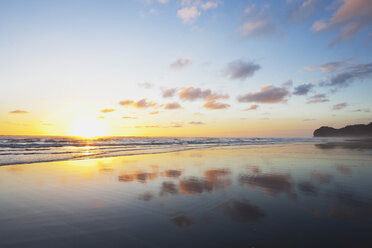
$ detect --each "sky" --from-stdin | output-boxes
[0,0,371,137]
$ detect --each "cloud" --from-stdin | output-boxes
[149,111,160,115]
[138,82,153,89]
[320,59,350,72]
[137,0,169,4]
[170,58,192,69]
[178,87,228,101]
[164,102,183,110]
[100,108,116,113]
[177,0,219,24]
[238,4,276,38]
[350,108,370,113]
[162,88,177,98]
[189,121,205,125]
[333,102,348,110]
[312,0,372,44]
[122,116,137,119]
[320,63,372,88]
[223,60,261,80]
[282,79,293,88]
[203,100,230,110]
[177,6,201,23]
[9,110,29,114]
[293,83,314,95]
[238,85,290,104]
[119,98,157,108]
[288,0,320,22]
[243,104,259,111]
[307,94,329,104]
[240,19,275,38]
[201,1,219,10]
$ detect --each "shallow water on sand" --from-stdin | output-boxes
[0,144,371,247]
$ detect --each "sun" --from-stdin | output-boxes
[69,117,107,138]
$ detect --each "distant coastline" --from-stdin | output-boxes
[313,122,372,137]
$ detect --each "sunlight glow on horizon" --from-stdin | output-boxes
[69,117,107,139]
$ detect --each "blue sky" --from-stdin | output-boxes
[0,0,371,137]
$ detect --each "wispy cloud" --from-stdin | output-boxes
[320,59,350,72]
[238,4,276,38]
[201,1,219,10]
[178,6,201,23]
[122,116,137,119]
[138,82,153,88]
[149,111,160,115]
[162,88,177,98]
[320,63,372,88]
[178,87,229,101]
[119,98,157,108]
[203,100,230,109]
[287,0,320,22]
[293,83,314,95]
[164,102,183,109]
[307,94,329,104]
[243,104,259,111]
[350,108,370,113]
[177,0,219,23]
[170,58,192,69]
[100,108,116,113]
[306,59,350,73]
[312,0,372,45]
[238,85,290,103]
[189,121,205,125]
[222,60,261,80]
[333,102,348,110]
[9,110,29,114]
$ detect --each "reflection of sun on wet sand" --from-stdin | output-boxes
[0,144,372,247]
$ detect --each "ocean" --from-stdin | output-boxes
[0,136,322,166]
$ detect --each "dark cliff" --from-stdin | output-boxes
[313,122,372,137]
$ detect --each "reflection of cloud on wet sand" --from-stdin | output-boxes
[170,213,194,227]
[239,173,296,199]
[204,169,231,189]
[118,170,158,183]
[179,169,231,195]
[336,165,352,176]
[160,181,178,195]
[137,192,154,201]
[179,177,213,195]
[297,181,318,196]
[164,169,182,178]
[220,200,265,223]
[311,172,332,184]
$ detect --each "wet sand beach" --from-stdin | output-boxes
[0,143,372,247]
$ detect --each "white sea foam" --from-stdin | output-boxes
[0,136,324,166]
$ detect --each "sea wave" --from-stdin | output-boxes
[0,136,322,166]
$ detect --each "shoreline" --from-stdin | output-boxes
[2,139,372,167]
[0,141,318,167]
